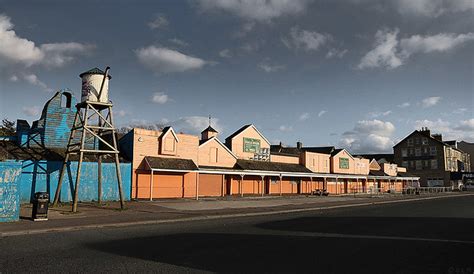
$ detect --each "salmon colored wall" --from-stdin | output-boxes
[397,167,407,173]
[369,160,381,170]
[331,150,355,174]
[270,154,300,164]
[228,127,270,159]
[354,158,370,175]
[198,138,236,168]
[303,152,330,173]
[199,174,224,197]
[382,163,398,176]
[133,171,197,199]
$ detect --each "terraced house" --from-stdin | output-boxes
[393,128,471,187]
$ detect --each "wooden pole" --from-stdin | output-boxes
[72,106,89,213]
[240,174,244,197]
[53,109,80,206]
[195,172,199,200]
[109,107,125,209]
[221,174,225,197]
[261,175,264,197]
[150,170,154,201]
[98,155,102,204]
[279,175,282,196]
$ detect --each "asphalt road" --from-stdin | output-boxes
[1,195,473,274]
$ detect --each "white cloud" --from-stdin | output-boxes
[359,28,474,69]
[396,0,474,17]
[171,116,223,135]
[258,61,285,72]
[453,108,468,115]
[318,110,327,117]
[168,38,188,47]
[421,96,441,108]
[414,119,474,141]
[368,110,392,118]
[196,0,309,22]
[339,119,395,153]
[151,92,169,104]
[326,48,348,59]
[22,105,40,117]
[398,102,410,108]
[9,75,18,82]
[233,22,256,38]
[299,112,310,121]
[136,46,208,73]
[283,27,331,51]
[279,125,293,132]
[40,42,94,68]
[115,110,128,117]
[400,33,474,58]
[148,14,169,29]
[0,14,44,66]
[219,49,232,58]
[22,73,51,92]
[358,28,402,69]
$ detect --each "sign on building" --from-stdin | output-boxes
[243,137,261,153]
[339,158,349,169]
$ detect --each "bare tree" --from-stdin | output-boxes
[0,119,16,136]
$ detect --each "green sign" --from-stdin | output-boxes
[243,137,261,153]
[339,158,349,169]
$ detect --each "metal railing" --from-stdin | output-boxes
[346,186,453,196]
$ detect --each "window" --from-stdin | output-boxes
[415,160,422,170]
[339,158,349,169]
[402,161,408,167]
[410,161,415,168]
[423,147,428,154]
[407,138,414,147]
[409,148,414,155]
[424,160,429,168]
[271,178,278,184]
[431,160,438,169]
[60,93,72,108]
[430,146,437,156]
[415,148,421,156]
[422,137,428,145]
[415,138,420,145]
[210,147,218,163]
[401,149,407,157]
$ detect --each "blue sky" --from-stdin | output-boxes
[0,0,473,153]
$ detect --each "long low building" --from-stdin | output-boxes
[119,124,419,200]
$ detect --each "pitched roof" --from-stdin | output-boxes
[225,124,270,146]
[394,130,445,148]
[201,125,218,133]
[353,154,394,163]
[199,136,237,159]
[79,67,112,79]
[145,156,198,171]
[160,126,179,142]
[270,145,336,156]
[235,159,312,173]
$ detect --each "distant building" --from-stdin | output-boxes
[393,128,471,187]
[457,141,474,172]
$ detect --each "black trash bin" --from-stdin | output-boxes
[32,192,49,221]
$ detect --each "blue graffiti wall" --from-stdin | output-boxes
[0,161,22,222]
[19,160,131,203]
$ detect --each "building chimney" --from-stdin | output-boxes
[420,127,431,137]
[297,141,303,149]
[432,134,442,142]
[201,126,218,140]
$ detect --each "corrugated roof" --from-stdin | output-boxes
[145,156,198,171]
[235,159,312,173]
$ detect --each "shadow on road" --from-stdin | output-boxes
[257,216,474,242]
[87,217,474,273]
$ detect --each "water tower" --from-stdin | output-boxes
[52,67,125,212]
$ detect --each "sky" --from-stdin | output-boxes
[0,0,473,153]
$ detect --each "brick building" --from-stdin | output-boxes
[393,128,471,187]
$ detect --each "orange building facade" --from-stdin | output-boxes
[119,124,419,200]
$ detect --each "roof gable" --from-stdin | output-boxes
[225,124,270,146]
[160,126,179,142]
[199,136,237,159]
[332,148,354,159]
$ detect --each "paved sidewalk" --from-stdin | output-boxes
[1,192,471,237]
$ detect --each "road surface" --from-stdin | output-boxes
[1,195,473,273]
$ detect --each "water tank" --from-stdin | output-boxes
[79,67,111,103]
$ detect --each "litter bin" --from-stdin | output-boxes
[32,192,49,221]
